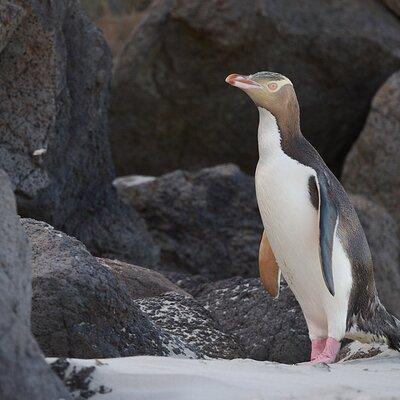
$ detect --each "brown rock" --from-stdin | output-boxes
[99,257,188,299]
[382,0,400,16]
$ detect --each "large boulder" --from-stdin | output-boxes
[110,0,400,177]
[0,0,159,266]
[0,171,69,400]
[197,277,310,364]
[115,164,263,279]
[136,292,244,359]
[351,195,400,317]
[24,218,165,358]
[343,71,400,233]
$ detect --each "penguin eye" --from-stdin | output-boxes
[267,82,279,92]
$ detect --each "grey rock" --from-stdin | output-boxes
[116,164,263,279]
[0,0,159,266]
[197,277,310,364]
[351,195,400,317]
[136,292,245,359]
[98,257,188,299]
[0,171,70,400]
[24,218,165,358]
[110,0,400,177]
[343,71,400,235]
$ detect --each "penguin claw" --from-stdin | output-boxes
[310,337,341,364]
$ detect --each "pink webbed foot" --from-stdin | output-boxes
[310,338,327,361]
[311,337,341,364]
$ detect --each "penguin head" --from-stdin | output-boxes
[225,71,299,130]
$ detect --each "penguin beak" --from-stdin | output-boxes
[225,74,262,90]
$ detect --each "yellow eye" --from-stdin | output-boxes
[267,82,278,91]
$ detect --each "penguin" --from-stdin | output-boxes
[225,71,400,363]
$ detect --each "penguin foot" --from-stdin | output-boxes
[310,338,327,361]
[311,337,341,364]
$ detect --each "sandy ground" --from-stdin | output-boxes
[49,349,400,400]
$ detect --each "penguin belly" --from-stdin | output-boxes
[255,157,353,340]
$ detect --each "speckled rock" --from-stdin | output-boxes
[343,71,400,233]
[337,341,398,362]
[110,0,400,177]
[98,257,188,299]
[197,277,310,364]
[0,172,70,400]
[136,292,245,359]
[351,195,400,317]
[0,0,159,266]
[116,164,263,279]
[24,218,165,358]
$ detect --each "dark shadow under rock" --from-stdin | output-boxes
[196,277,310,364]
[24,218,165,359]
[0,171,70,400]
[136,292,245,359]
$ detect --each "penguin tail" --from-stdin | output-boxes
[347,301,400,351]
[380,308,400,351]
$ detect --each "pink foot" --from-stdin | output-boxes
[312,337,341,364]
[310,338,327,361]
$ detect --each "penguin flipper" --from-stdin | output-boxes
[259,230,280,298]
[311,174,338,296]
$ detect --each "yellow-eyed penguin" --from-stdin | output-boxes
[226,71,400,363]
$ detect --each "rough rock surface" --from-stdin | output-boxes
[136,292,245,359]
[382,0,400,16]
[99,257,188,299]
[24,218,164,358]
[0,0,158,266]
[0,2,25,52]
[116,164,263,279]
[197,277,310,364]
[351,195,400,317]
[110,0,400,177]
[0,172,70,400]
[343,71,400,232]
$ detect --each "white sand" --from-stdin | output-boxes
[49,350,400,400]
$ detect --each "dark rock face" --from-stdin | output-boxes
[116,164,263,279]
[136,292,245,359]
[351,195,400,317]
[110,0,400,177]
[99,257,188,299]
[24,218,164,358]
[0,172,70,400]
[0,0,159,266]
[197,277,310,364]
[343,71,400,233]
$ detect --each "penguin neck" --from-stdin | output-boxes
[257,107,301,162]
